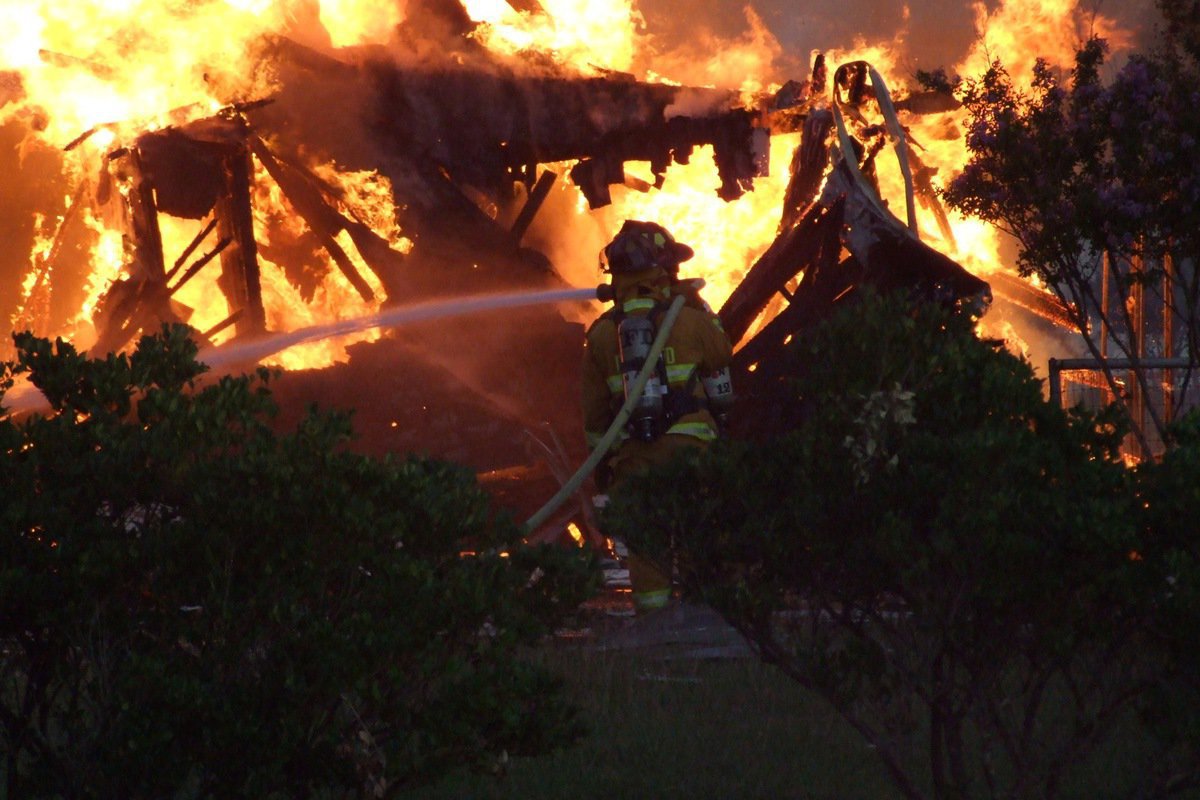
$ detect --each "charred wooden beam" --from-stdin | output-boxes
[765,54,828,135]
[38,49,115,79]
[730,209,859,441]
[822,160,990,306]
[89,275,190,357]
[127,147,167,282]
[165,217,218,284]
[88,146,193,356]
[11,183,89,336]
[168,237,232,296]
[202,308,243,340]
[719,201,835,345]
[248,137,376,302]
[734,247,855,384]
[373,151,564,296]
[908,149,955,245]
[361,61,764,207]
[88,117,266,354]
[510,169,557,243]
[215,137,267,336]
[987,270,1075,330]
[505,0,546,13]
[263,144,415,301]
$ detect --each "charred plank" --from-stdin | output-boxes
[719,202,836,345]
[510,169,557,243]
[249,137,376,302]
[214,135,267,336]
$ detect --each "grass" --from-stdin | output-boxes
[407,641,900,800]
[406,621,1199,800]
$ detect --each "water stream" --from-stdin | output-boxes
[3,286,600,415]
[198,286,599,369]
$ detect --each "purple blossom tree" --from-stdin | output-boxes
[945,26,1200,453]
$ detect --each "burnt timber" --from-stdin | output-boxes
[38,36,1045,537]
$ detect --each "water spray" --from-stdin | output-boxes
[198,286,602,370]
[1,286,604,417]
[4,279,685,545]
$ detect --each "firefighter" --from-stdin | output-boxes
[582,220,733,613]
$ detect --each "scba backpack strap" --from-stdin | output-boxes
[616,300,672,441]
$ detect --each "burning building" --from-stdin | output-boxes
[1,0,1139,535]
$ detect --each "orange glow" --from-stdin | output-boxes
[567,521,584,547]
[2,0,1133,373]
[462,0,643,72]
[607,136,796,310]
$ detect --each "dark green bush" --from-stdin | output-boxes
[1130,415,1200,788]
[0,325,594,799]
[604,292,1194,799]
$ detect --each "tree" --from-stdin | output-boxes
[0,325,595,798]
[602,293,1195,799]
[944,26,1200,454]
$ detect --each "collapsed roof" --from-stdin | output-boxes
[8,17,1083,537]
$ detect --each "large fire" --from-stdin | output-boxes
[0,0,1130,370]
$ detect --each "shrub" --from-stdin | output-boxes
[603,293,1191,799]
[0,324,594,798]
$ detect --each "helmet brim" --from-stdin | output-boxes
[668,241,695,263]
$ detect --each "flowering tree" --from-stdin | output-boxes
[944,27,1200,452]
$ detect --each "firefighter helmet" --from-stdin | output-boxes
[600,220,694,274]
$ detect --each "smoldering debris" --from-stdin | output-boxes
[5,5,1093,534]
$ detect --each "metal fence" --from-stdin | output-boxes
[1048,357,1200,461]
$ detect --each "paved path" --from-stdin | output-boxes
[566,597,756,661]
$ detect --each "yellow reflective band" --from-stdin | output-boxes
[668,421,718,441]
[632,588,672,611]
[622,298,656,313]
[665,363,697,383]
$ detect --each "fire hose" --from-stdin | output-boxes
[523,291,689,534]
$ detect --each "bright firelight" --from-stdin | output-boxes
[0,0,1130,369]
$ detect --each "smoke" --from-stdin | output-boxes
[639,0,1166,84]
[638,5,789,92]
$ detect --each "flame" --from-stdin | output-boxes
[807,0,1125,290]
[318,0,402,47]
[70,207,125,339]
[606,136,797,310]
[636,6,784,96]
[2,0,1135,376]
[3,1,279,146]
[462,0,643,72]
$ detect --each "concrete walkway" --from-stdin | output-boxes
[566,597,756,661]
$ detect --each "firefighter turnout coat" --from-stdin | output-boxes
[581,268,733,461]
